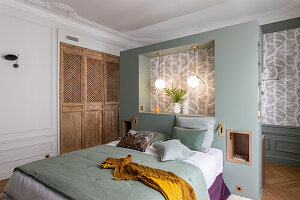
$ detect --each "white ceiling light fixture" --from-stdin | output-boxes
[155,52,165,89]
[187,46,206,88]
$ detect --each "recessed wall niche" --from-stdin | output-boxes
[139,41,215,116]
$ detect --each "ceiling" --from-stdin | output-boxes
[25,0,300,45]
[41,0,226,32]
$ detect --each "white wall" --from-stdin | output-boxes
[0,0,137,180]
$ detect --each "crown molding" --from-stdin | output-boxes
[25,0,158,45]
[0,0,153,48]
[1,0,299,48]
[134,0,300,42]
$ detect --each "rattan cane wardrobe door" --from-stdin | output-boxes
[103,55,120,144]
[60,43,84,154]
[84,51,104,148]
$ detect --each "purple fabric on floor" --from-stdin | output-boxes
[208,173,231,200]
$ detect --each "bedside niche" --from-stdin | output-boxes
[121,120,134,138]
[227,130,252,165]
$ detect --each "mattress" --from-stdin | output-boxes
[107,140,223,188]
[1,142,223,200]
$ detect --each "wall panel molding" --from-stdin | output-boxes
[274,139,300,154]
[0,11,57,141]
[262,125,300,167]
[0,9,58,180]
[0,135,57,180]
[0,133,57,145]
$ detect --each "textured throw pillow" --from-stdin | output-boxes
[117,130,157,152]
[172,127,207,152]
[127,130,169,144]
[176,116,216,152]
[152,139,195,161]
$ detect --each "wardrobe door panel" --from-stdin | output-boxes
[86,57,104,104]
[84,110,103,148]
[61,49,83,106]
[84,55,104,147]
[104,55,120,144]
[105,60,120,104]
[103,108,119,144]
[60,111,82,154]
[60,43,84,154]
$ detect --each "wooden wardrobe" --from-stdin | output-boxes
[59,43,120,154]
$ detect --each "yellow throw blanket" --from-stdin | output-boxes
[101,155,197,200]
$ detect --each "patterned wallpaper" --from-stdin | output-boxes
[261,28,300,127]
[150,47,215,115]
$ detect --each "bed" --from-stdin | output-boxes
[1,140,230,200]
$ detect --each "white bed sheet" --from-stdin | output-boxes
[107,140,223,188]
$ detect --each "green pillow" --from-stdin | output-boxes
[152,139,195,161]
[172,127,207,152]
[151,132,170,143]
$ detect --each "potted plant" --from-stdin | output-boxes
[164,85,186,114]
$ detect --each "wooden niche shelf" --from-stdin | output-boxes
[227,130,252,165]
[121,120,133,138]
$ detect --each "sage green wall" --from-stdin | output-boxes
[120,21,262,199]
[261,17,300,33]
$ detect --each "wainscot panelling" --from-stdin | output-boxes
[262,124,300,167]
[0,135,57,180]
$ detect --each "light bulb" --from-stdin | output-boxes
[155,79,165,89]
[187,76,199,88]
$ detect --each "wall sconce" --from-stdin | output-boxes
[187,46,205,88]
[155,52,165,89]
[4,54,19,68]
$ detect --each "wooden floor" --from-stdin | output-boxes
[261,162,300,200]
[0,179,8,199]
[0,162,299,199]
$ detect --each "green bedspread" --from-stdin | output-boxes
[16,145,209,200]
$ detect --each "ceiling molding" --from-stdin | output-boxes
[2,0,300,48]
[25,0,159,45]
[124,0,300,42]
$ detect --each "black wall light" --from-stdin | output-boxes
[4,54,19,68]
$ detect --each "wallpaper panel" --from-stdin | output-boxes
[261,28,300,127]
[150,47,215,115]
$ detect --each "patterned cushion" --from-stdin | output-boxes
[117,130,157,152]
[128,130,170,144]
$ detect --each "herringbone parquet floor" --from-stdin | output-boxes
[0,162,299,200]
[261,162,300,200]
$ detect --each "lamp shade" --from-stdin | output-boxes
[187,75,199,88]
[155,79,165,89]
